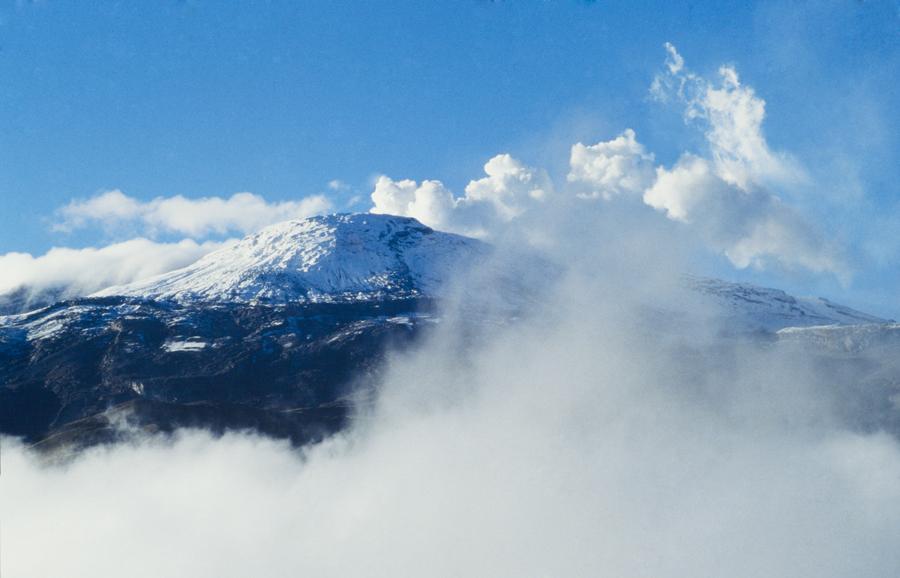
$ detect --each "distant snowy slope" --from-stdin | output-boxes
[688,276,890,332]
[776,323,900,354]
[94,214,487,304]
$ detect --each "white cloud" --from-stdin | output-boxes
[641,43,844,276]
[644,154,735,223]
[370,176,456,228]
[0,238,230,305]
[702,65,804,188]
[365,45,839,278]
[652,42,804,189]
[52,189,144,227]
[371,122,841,275]
[463,153,553,220]
[645,154,843,274]
[567,129,656,200]
[54,190,332,238]
[370,154,551,237]
[664,40,684,74]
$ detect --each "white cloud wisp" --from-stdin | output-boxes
[0,238,232,308]
[54,189,332,238]
[651,42,805,190]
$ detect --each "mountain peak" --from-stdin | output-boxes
[94,213,487,305]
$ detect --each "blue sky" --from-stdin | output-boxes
[1,0,898,314]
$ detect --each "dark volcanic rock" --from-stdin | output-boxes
[0,296,436,449]
[30,398,354,456]
[0,285,67,316]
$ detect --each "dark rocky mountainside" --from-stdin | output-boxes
[0,296,436,452]
[1,214,482,453]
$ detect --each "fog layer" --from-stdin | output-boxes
[3,210,900,578]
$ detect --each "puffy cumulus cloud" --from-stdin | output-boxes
[370,176,458,230]
[567,129,656,200]
[373,126,841,275]
[463,153,553,219]
[370,154,552,237]
[645,155,843,274]
[51,188,144,227]
[365,45,841,278]
[652,42,804,190]
[54,190,332,238]
[0,238,230,307]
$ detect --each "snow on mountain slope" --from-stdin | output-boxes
[86,212,888,331]
[687,276,890,332]
[94,214,488,305]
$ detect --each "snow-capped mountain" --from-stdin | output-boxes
[3,211,898,452]
[94,213,488,305]
[82,214,890,329]
[4,212,888,331]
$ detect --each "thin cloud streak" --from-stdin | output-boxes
[54,190,332,238]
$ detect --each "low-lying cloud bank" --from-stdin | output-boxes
[3,250,899,577]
